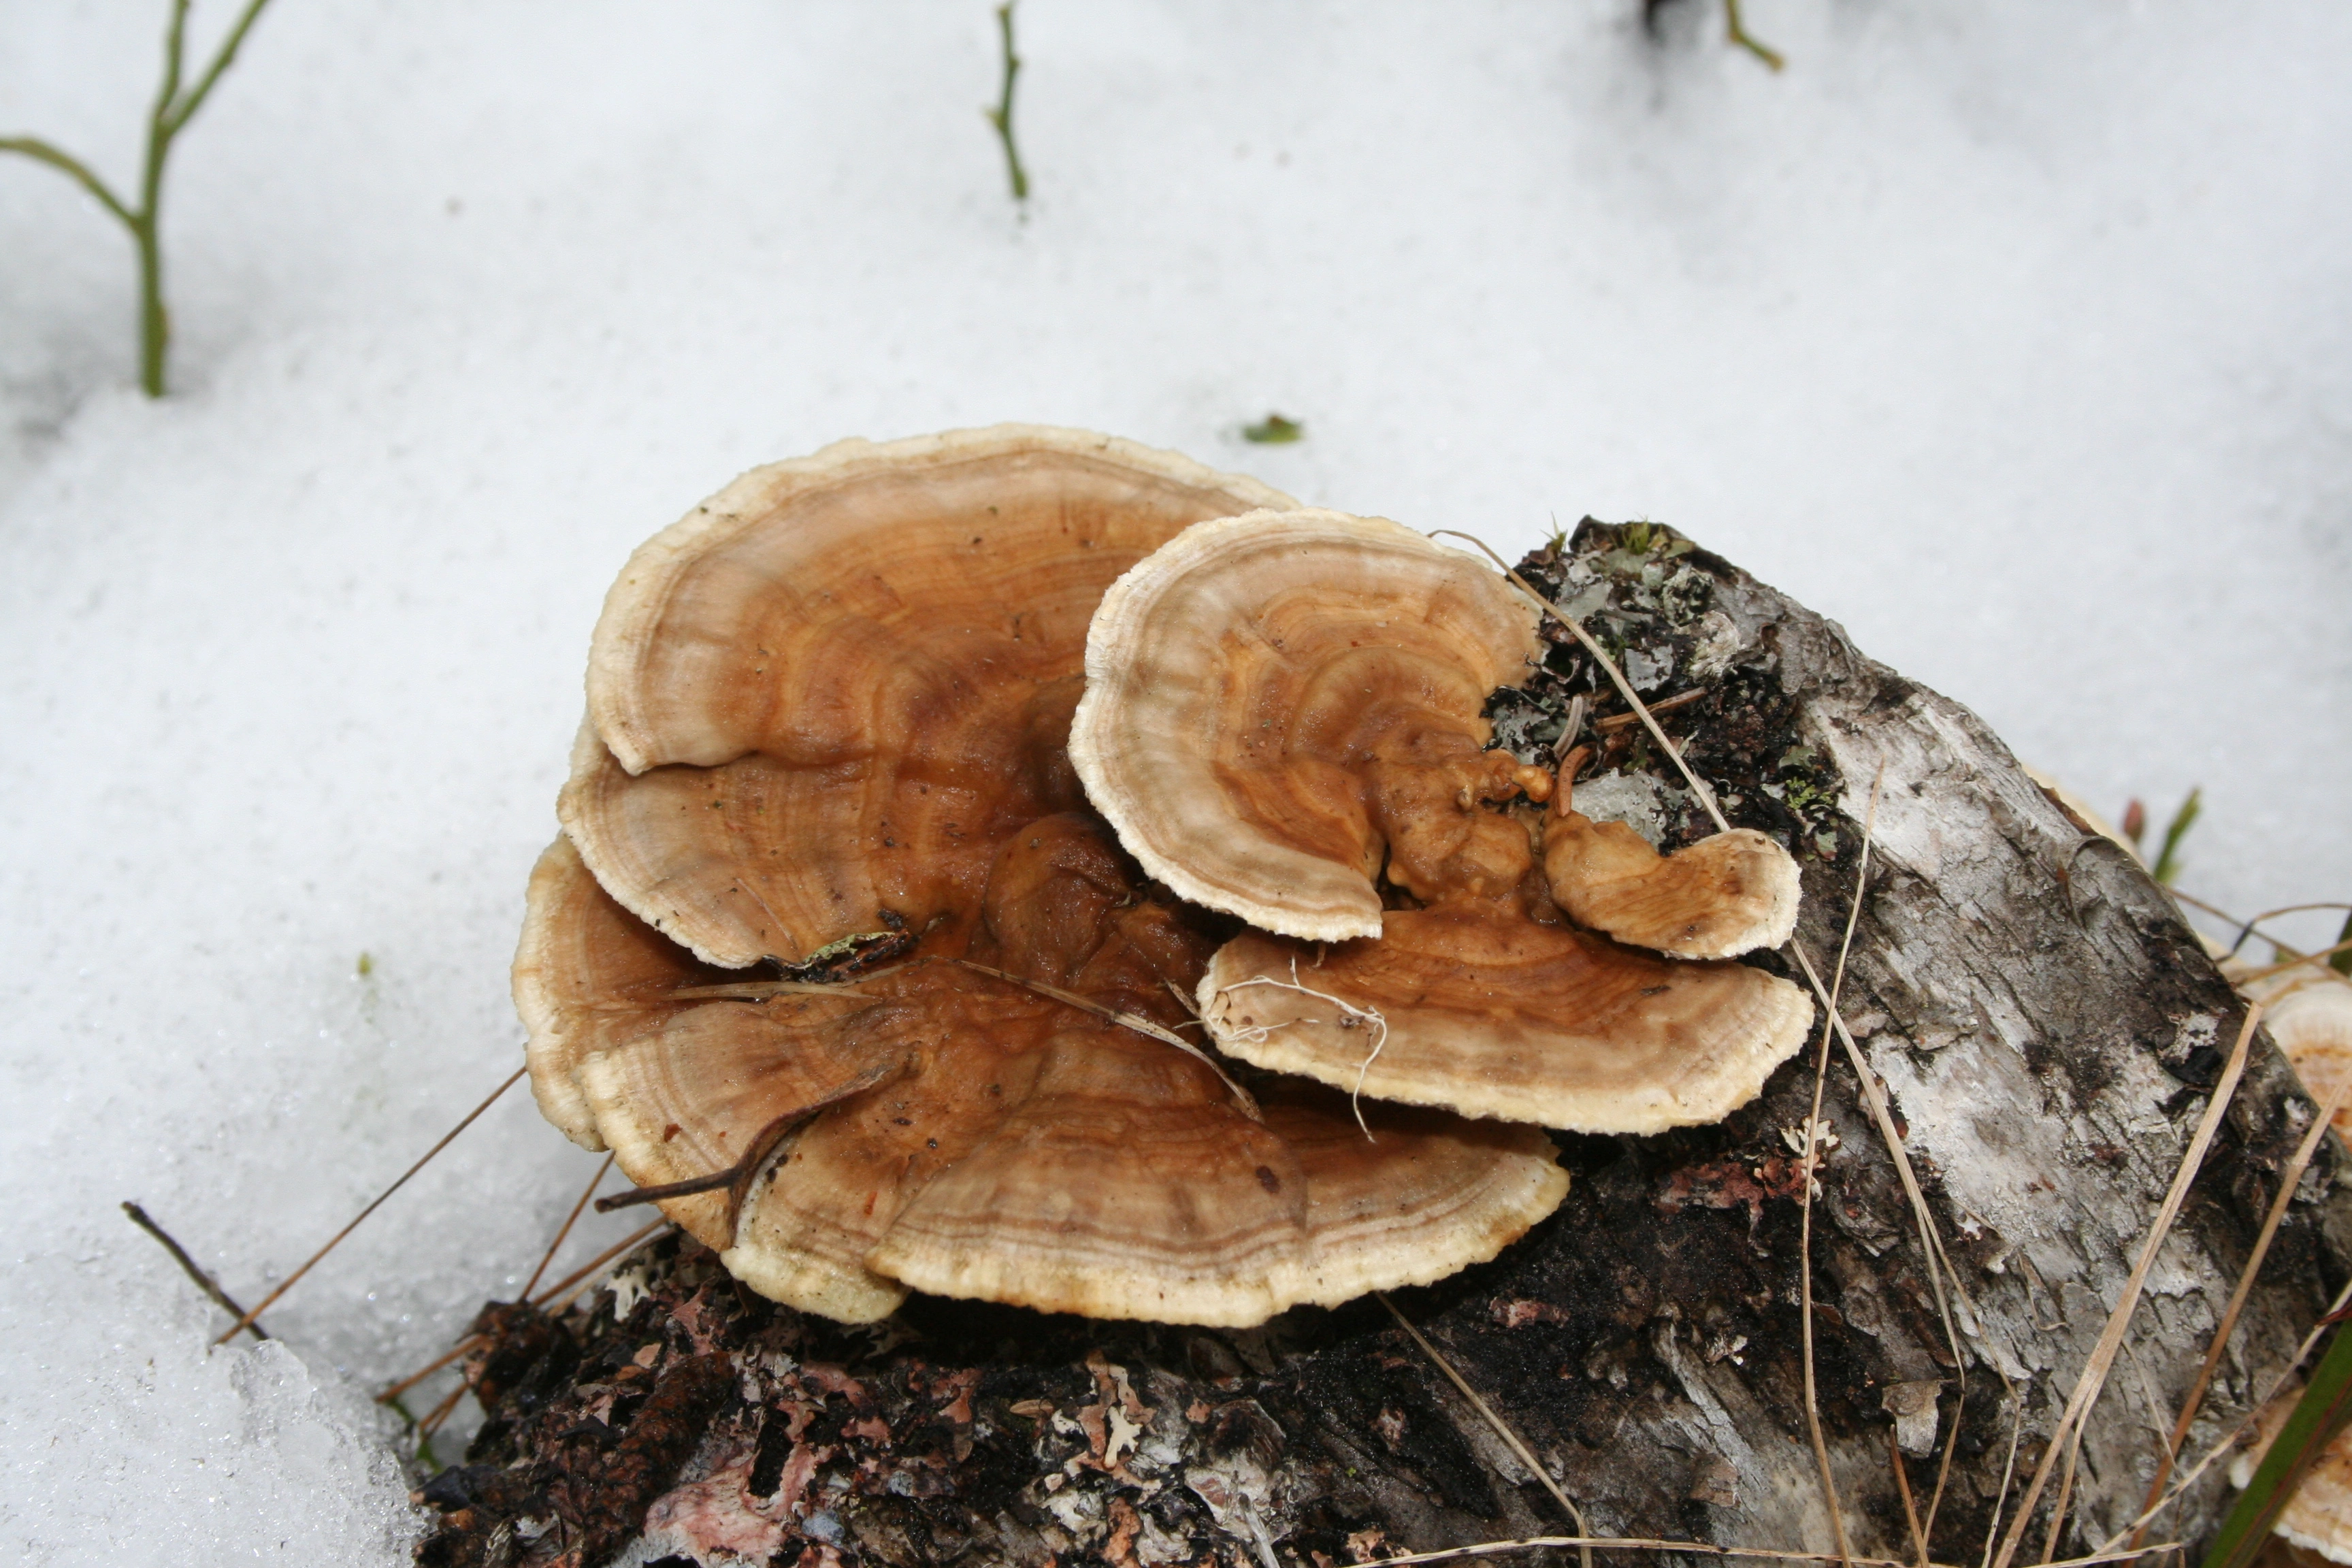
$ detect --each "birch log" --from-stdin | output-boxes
[414,520,2348,1568]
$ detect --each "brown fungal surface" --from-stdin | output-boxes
[1070,508,1552,943]
[520,432,1570,1325]
[561,425,1294,969]
[1543,785,1801,959]
[1074,507,1812,1132]
[1200,906,1813,1132]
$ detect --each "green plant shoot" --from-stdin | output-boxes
[0,0,277,397]
[984,1,1028,202]
[1243,414,1303,444]
[1722,0,1784,71]
[2151,785,2204,885]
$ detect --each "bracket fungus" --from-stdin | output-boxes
[1071,508,1556,943]
[519,429,1570,1325]
[1542,765,1801,960]
[1072,507,1812,1132]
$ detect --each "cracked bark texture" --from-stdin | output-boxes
[416,521,2350,1568]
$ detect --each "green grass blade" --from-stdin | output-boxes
[2204,1318,2352,1568]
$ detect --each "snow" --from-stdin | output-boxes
[2,2,2348,1561]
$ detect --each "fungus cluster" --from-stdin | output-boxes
[519,426,1811,1328]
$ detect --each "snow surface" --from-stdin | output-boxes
[3,2,2349,1561]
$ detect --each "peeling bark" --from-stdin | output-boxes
[416,521,2349,1568]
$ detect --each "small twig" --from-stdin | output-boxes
[953,958,1261,1120]
[1377,1294,1593,1568]
[983,1,1029,201]
[528,1220,667,1310]
[662,979,874,1001]
[520,1153,613,1301]
[2230,935,2352,987]
[2167,889,2352,991]
[1987,1007,2261,1568]
[596,1061,899,1217]
[122,1200,269,1342]
[2126,1070,2352,1546]
[213,1065,526,1344]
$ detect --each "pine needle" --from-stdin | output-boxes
[212,1065,526,1344]
[1377,1293,1594,1568]
[519,1152,613,1302]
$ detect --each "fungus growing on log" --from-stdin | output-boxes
[1543,774,1801,959]
[1073,507,1811,1130]
[519,429,1571,1324]
[1070,508,1555,943]
[1200,906,1814,1132]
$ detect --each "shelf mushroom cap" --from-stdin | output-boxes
[1543,798,1802,960]
[1200,905,1814,1133]
[561,425,1295,969]
[1071,508,1548,942]
[517,828,1569,1325]
[521,435,1574,1324]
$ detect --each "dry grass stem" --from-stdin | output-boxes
[212,1064,527,1344]
[952,958,1262,1120]
[1362,1537,2170,1568]
[377,1173,657,1407]
[1377,1293,1594,1568]
[122,1200,271,1342]
[1796,768,1883,1565]
[521,1152,615,1302]
[2096,1275,2352,1554]
[1987,1007,2261,1568]
[2126,1071,2352,1547]
[598,1062,898,1218]
[2168,890,2352,991]
[1891,1427,1927,1568]
[2230,936,2352,987]
[1591,687,1708,730]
